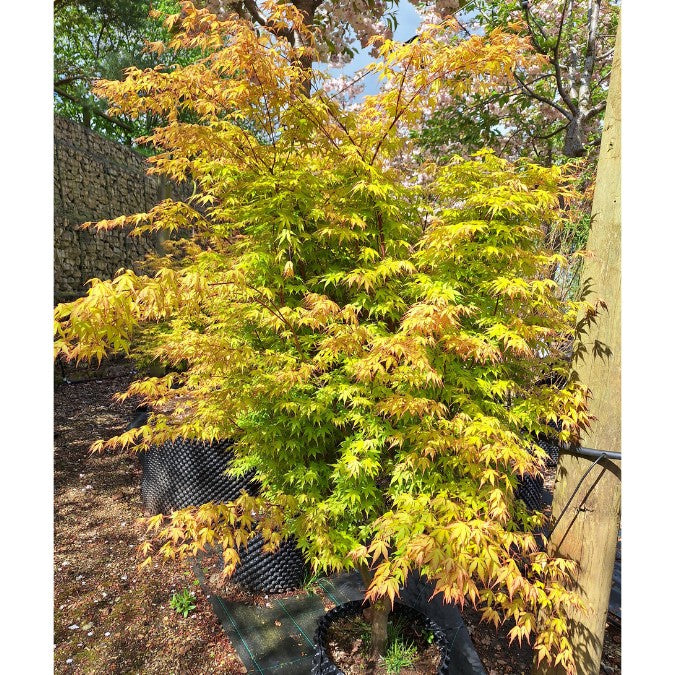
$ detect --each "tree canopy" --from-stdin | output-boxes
[54,0,185,144]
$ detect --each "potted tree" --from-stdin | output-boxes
[55,4,589,672]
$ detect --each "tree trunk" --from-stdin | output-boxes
[358,564,392,662]
[563,116,586,158]
[367,598,390,661]
[82,104,92,129]
[291,1,316,97]
[533,16,621,675]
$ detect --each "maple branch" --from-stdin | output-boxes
[238,120,274,175]
[316,93,367,161]
[392,51,414,126]
[376,210,386,260]
[209,280,307,360]
[370,47,417,165]
[248,60,278,152]
[292,95,353,159]
[249,293,306,360]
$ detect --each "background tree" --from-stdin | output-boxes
[54,0,186,145]
[417,0,620,164]
[204,1,468,62]
[53,1,467,140]
[55,4,591,670]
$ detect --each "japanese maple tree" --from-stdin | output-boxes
[54,3,591,670]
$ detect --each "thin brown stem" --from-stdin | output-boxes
[376,210,386,259]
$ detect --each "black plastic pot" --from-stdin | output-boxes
[138,437,259,514]
[311,600,453,674]
[128,410,305,592]
[128,410,258,514]
[539,436,560,467]
[515,472,545,511]
[515,436,560,511]
[232,534,308,594]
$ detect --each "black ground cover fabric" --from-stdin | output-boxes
[193,564,488,675]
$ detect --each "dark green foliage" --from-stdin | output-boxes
[54,0,182,146]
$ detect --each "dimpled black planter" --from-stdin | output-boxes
[138,436,260,515]
[232,534,308,594]
[129,406,258,514]
[311,600,453,674]
[515,436,561,511]
[129,410,306,592]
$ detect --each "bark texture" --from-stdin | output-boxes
[358,563,392,662]
[368,598,391,661]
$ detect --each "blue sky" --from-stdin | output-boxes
[323,0,421,96]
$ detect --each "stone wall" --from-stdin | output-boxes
[54,115,190,302]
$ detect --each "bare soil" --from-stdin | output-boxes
[462,606,621,675]
[325,611,441,674]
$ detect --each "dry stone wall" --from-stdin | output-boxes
[54,115,190,301]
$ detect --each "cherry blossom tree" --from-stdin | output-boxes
[418,1,620,162]
[204,1,467,63]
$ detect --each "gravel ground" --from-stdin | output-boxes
[54,360,246,674]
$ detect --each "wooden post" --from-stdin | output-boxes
[533,17,621,675]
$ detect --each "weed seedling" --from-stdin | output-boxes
[384,638,417,674]
[170,588,197,618]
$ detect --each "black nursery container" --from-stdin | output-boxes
[128,408,258,515]
[138,436,260,514]
[232,534,308,594]
[311,600,453,674]
[515,436,561,511]
[128,408,307,593]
